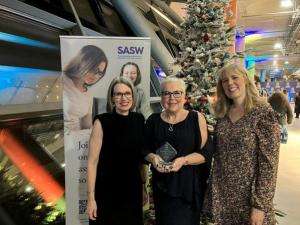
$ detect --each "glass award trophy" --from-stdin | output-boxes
[156,142,177,165]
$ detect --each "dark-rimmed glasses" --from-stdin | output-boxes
[113,91,132,99]
[161,91,183,98]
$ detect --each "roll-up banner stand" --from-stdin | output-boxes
[60,36,151,225]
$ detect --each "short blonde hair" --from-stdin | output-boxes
[214,63,266,118]
[160,77,186,93]
[106,77,136,112]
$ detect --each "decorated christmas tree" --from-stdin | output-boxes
[176,0,234,124]
[0,166,65,225]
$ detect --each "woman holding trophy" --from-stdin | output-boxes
[144,77,213,225]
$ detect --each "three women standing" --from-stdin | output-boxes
[87,62,281,225]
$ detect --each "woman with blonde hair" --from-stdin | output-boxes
[204,63,280,225]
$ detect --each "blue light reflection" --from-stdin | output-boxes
[0,32,58,50]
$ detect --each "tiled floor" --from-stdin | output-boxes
[274,117,300,225]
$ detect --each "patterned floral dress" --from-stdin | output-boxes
[204,104,280,225]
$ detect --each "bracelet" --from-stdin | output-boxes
[87,190,94,194]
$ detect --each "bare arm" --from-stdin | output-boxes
[185,112,208,165]
[87,119,102,198]
[170,112,208,171]
[87,119,103,220]
[198,112,208,149]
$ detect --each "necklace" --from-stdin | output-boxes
[168,123,174,132]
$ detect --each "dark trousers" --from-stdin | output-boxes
[153,189,200,225]
[296,112,299,118]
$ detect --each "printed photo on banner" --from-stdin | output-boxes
[60,36,151,225]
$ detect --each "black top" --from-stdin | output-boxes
[144,110,213,210]
[295,95,300,113]
[93,109,144,223]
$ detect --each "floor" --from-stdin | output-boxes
[274,116,300,225]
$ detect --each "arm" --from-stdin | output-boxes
[170,112,208,172]
[252,109,280,213]
[199,112,208,149]
[87,119,103,220]
[145,152,169,173]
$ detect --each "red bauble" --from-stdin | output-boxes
[203,33,210,42]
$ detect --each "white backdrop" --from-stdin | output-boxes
[60,36,151,225]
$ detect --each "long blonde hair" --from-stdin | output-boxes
[214,63,266,118]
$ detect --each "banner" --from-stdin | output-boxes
[60,36,151,225]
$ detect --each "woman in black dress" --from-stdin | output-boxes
[144,77,212,225]
[87,77,144,225]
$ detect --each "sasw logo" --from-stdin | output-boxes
[117,46,144,55]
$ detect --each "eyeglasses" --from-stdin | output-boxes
[113,91,132,99]
[94,68,105,80]
[161,91,183,98]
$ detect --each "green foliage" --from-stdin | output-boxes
[0,166,65,225]
[176,0,234,121]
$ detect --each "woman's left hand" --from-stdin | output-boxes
[170,157,186,172]
[249,207,265,225]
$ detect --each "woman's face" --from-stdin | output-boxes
[221,71,246,102]
[113,83,133,113]
[122,65,138,84]
[161,82,186,113]
[84,61,107,86]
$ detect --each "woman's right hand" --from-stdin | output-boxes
[150,154,170,173]
[87,198,97,220]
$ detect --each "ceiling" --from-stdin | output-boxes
[237,0,300,71]
[169,0,300,73]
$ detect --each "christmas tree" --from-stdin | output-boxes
[0,166,65,225]
[176,0,234,124]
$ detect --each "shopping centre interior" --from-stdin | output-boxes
[0,0,299,225]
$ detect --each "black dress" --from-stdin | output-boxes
[90,110,144,225]
[144,111,213,225]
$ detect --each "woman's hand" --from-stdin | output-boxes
[170,157,186,172]
[87,198,98,220]
[249,207,265,225]
[150,154,169,173]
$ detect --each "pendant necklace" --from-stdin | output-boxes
[168,123,174,132]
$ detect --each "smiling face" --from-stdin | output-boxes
[122,64,138,84]
[83,61,107,86]
[220,70,247,102]
[161,81,186,113]
[113,83,133,113]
